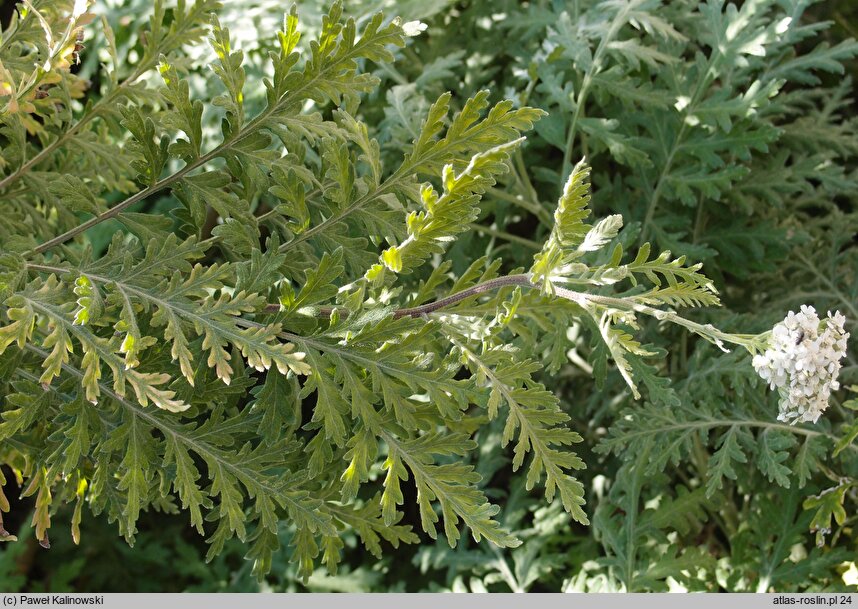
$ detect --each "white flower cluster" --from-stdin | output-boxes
[752,305,849,424]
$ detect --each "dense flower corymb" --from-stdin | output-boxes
[752,306,849,424]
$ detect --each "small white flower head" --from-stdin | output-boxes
[752,306,849,424]
[401,20,427,37]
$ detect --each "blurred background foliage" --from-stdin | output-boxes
[1,0,857,592]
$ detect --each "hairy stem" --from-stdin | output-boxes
[552,285,760,351]
[26,260,754,351]
[267,272,757,352]
[264,274,533,317]
[27,263,748,353]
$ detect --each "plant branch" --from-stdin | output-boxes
[263,274,533,317]
[266,272,758,353]
[23,26,386,258]
[26,144,225,256]
[27,260,752,350]
[488,186,552,225]
[470,224,541,249]
[0,2,212,193]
